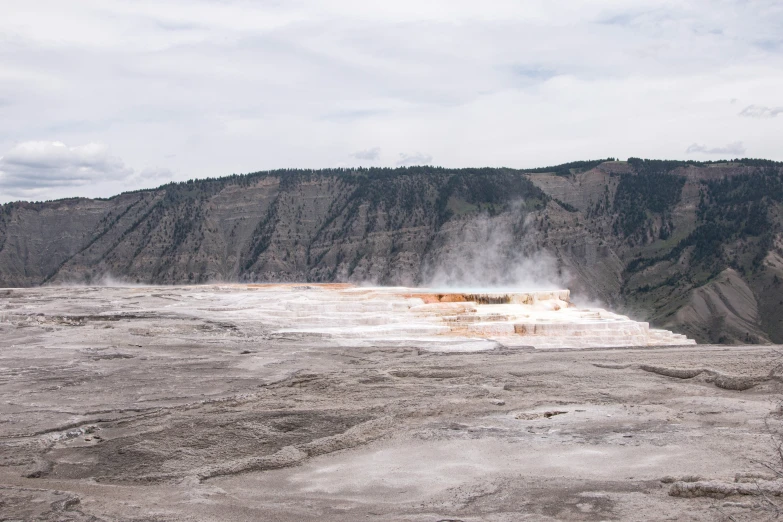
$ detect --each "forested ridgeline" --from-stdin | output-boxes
[1,158,782,343]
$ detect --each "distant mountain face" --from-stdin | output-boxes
[2,159,782,345]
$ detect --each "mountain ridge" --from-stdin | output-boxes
[2,158,782,344]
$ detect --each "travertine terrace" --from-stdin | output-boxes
[259,284,694,349]
[0,285,779,522]
[0,283,693,351]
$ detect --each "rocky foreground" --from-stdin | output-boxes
[0,285,781,520]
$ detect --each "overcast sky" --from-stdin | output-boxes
[1,0,782,202]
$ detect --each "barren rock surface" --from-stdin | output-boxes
[1,285,781,521]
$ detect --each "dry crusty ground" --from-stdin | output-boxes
[1,286,783,521]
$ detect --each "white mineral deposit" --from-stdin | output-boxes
[261,284,694,349]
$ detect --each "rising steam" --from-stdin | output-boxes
[422,203,568,291]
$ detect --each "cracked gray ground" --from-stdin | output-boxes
[1,286,781,521]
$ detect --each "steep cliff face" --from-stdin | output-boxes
[1,160,782,344]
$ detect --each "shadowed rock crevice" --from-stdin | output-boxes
[639,365,768,390]
[41,409,376,483]
[595,362,770,391]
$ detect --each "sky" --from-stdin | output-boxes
[0,0,782,203]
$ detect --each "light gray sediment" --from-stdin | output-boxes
[0,285,781,521]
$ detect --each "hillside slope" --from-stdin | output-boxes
[1,160,782,344]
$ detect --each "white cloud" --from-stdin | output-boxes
[0,141,133,198]
[685,141,746,155]
[0,1,782,202]
[135,166,175,181]
[351,147,381,161]
[739,104,783,118]
[397,152,433,166]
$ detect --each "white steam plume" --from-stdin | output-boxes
[45,272,148,288]
[423,203,568,291]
